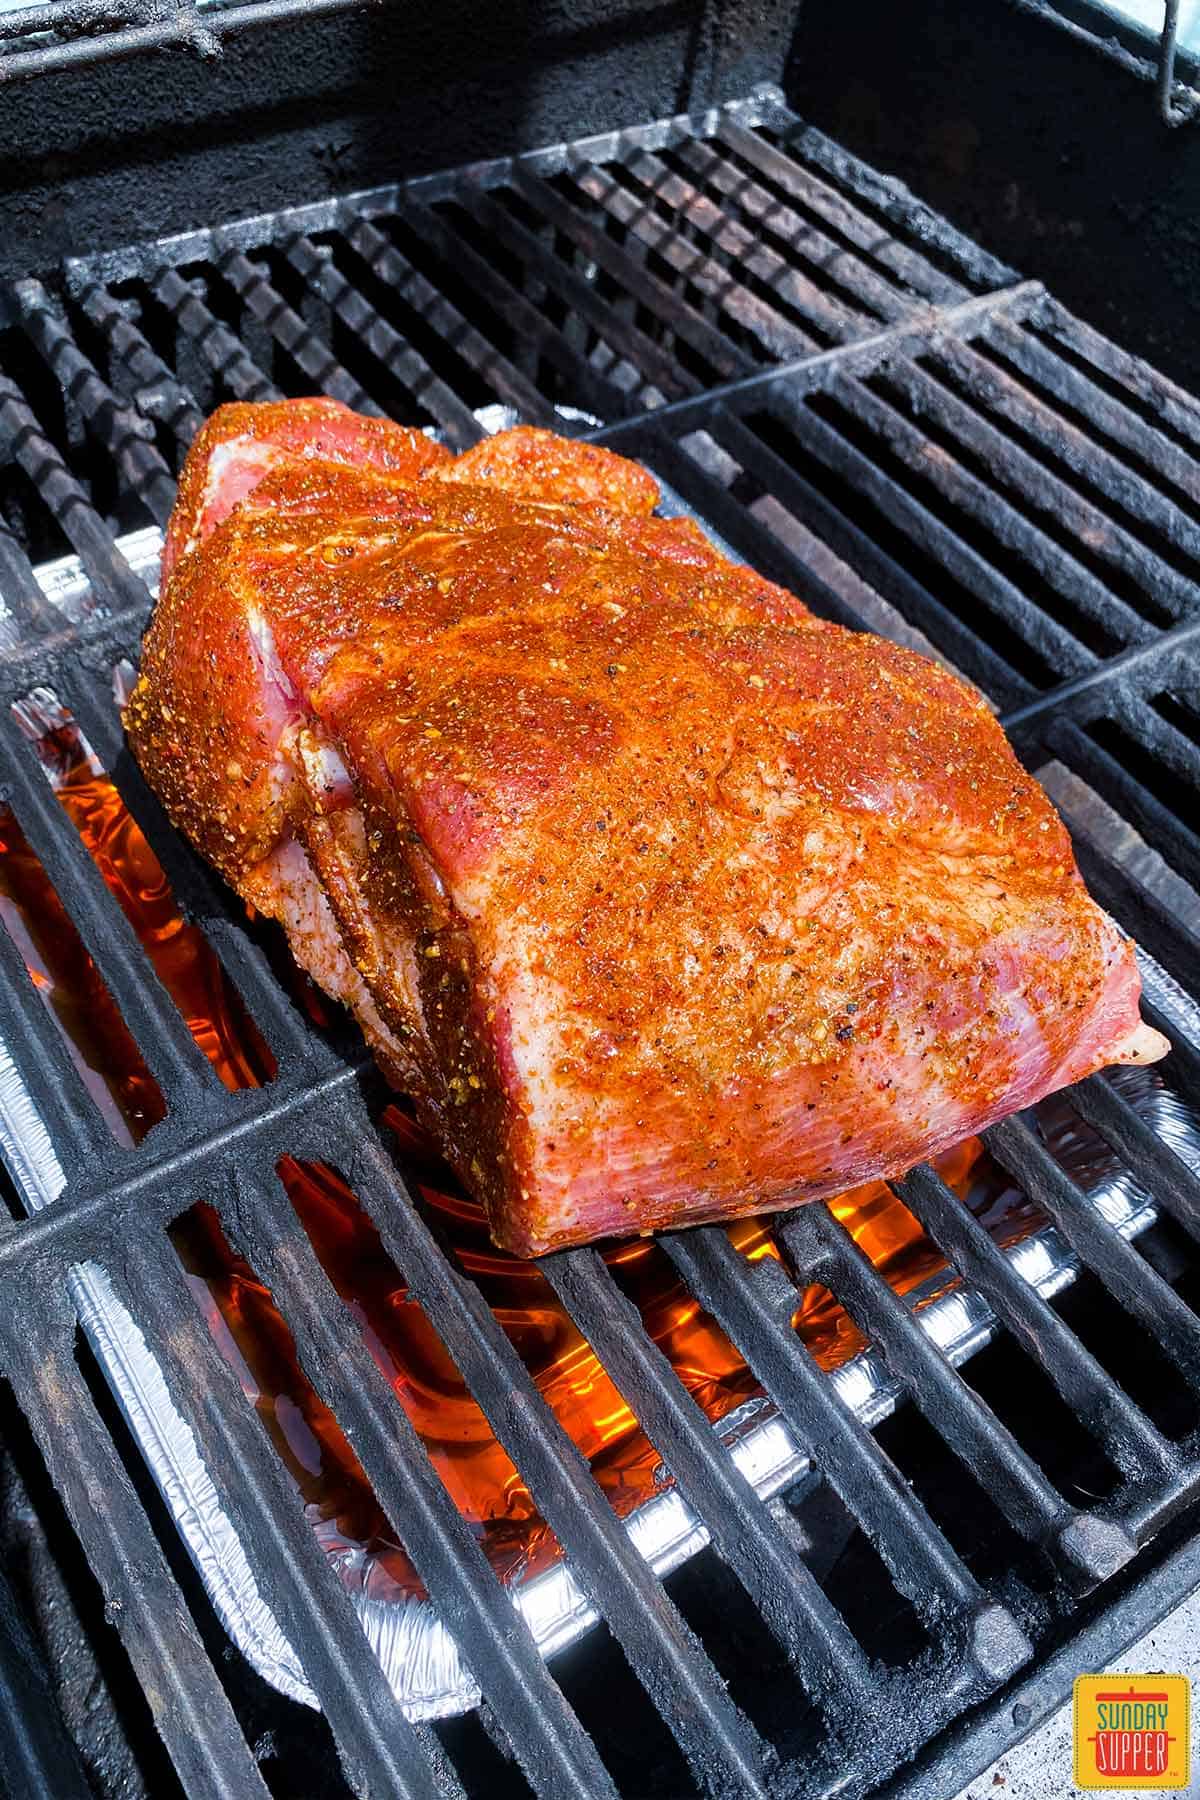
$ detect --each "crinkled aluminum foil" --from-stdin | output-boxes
[2,472,1200,1721]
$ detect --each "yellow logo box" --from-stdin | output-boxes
[1073,1675,1191,1789]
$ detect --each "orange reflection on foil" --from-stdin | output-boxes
[0,710,980,1594]
[0,714,273,1133]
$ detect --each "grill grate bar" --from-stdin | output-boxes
[1112,689,1200,792]
[896,1162,1178,1481]
[567,160,819,366]
[390,194,656,423]
[62,672,321,1073]
[540,1243,877,1710]
[0,375,151,615]
[620,148,872,350]
[767,115,1019,291]
[1145,996,1200,1090]
[509,165,749,384]
[0,521,59,634]
[986,1115,1200,1384]
[1001,615,1200,731]
[11,281,179,531]
[778,1203,1136,1581]
[0,1059,368,1276]
[713,120,967,307]
[0,863,112,1166]
[972,322,1200,533]
[0,611,150,705]
[154,269,279,406]
[765,381,1093,681]
[658,1226,1023,1663]
[344,1134,777,1800]
[456,185,698,405]
[584,283,1043,451]
[338,215,558,428]
[106,1226,452,1800]
[985,313,1200,511]
[73,281,205,452]
[1055,754,1200,993]
[0,0,154,42]
[215,249,380,416]
[219,1159,619,1800]
[877,350,1199,626]
[1069,1074,1200,1246]
[1043,711,1200,896]
[1035,297,1200,455]
[0,706,218,1102]
[280,235,483,449]
[827,370,1156,652]
[698,405,1035,702]
[0,1296,274,1800]
[672,137,920,327]
[0,1554,93,1800]
[0,0,366,83]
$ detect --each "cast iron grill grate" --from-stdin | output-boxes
[0,0,372,85]
[0,87,1198,1800]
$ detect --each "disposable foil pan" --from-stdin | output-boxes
[3,498,1200,1721]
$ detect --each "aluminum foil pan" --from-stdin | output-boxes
[2,472,1200,1721]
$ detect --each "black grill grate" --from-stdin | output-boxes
[0,86,1198,1799]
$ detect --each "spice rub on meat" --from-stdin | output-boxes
[125,398,1167,1255]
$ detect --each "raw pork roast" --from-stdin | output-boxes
[126,399,1166,1254]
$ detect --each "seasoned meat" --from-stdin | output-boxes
[126,400,1167,1255]
[161,396,452,582]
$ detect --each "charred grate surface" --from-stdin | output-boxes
[0,0,372,84]
[0,86,1197,1800]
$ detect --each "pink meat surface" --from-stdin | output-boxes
[127,400,1167,1255]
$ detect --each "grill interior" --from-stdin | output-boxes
[0,0,365,84]
[0,84,1199,1800]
